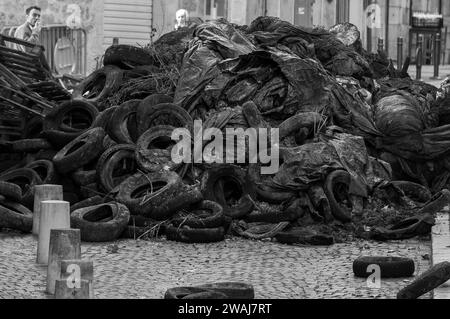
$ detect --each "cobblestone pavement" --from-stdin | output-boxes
[0,233,431,299]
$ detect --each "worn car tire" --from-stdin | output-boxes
[137,102,193,136]
[116,171,183,218]
[53,128,105,174]
[25,160,59,185]
[136,125,181,173]
[136,94,173,135]
[397,262,450,299]
[0,168,43,209]
[96,144,136,193]
[0,202,33,233]
[164,287,228,300]
[44,100,99,133]
[171,200,225,229]
[70,196,104,213]
[391,181,432,203]
[73,65,123,106]
[324,170,352,223]
[0,181,22,202]
[166,225,225,243]
[108,100,141,144]
[71,202,130,242]
[104,45,155,69]
[353,256,415,278]
[195,282,255,299]
[201,165,256,219]
[92,106,118,132]
[12,139,52,153]
[72,169,97,187]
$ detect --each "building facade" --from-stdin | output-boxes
[1,0,449,74]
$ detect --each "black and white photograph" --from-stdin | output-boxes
[0,0,449,305]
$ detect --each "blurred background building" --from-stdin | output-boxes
[0,0,448,74]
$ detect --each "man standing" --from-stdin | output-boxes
[14,6,42,52]
[175,9,189,31]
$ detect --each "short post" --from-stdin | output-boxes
[54,279,91,299]
[377,38,385,53]
[32,185,63,236]
[36,201,71,265]
[397,37,404,70]
[60,260,95,299]
[46,229,81,295]
[416,35,424,81]
[431,33,442,80]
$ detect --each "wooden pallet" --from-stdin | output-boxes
[0,34,52,83]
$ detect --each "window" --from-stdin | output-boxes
[204,0,228,20]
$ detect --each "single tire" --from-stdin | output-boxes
[44,100,99,134]
[92,106,118,132]
[0,169,43,209]
[137,102,193,136]
[72,65,123,105]
[195,282,255,299]
[116,171,182,218]
[200,165,256,219]
[34,150,58,162]
[11,139,52,153]
[172,200,225,229]
[136,125,181,173]
[108,100,141,144]
[397,262,450,299]
[324,170,352,223]
[136,94,173,136]
[0,181,22,202]
[104,45,155,69]
[0,202,33,233]
[53,128,105,174]
[72,169,97,187]
[70,196,104,213]
[25,160,59,185]
[353,256,415,279]
[71,202,130,242]
[165,225,225,243]
[391,181,432,203]
[100,150,137,193]
[96,144,136,193]
[164,287,228,300]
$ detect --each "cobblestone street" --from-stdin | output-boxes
[0,233,431,299]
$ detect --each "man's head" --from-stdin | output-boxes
[25,6,41,27]
[176,9,188,27]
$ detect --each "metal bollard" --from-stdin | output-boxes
[397,37,404,70]
[377,38,384,53]
[431,33,442,80]
[46,229,81,295]
[416,35,424,81]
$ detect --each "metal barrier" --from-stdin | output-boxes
[431,33,442,80]
[1,25,87,76]
[416,35,424,80]
[397,37,404,70]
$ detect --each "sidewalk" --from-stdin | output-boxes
[431,209,450,299]
[408,64,450,88]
